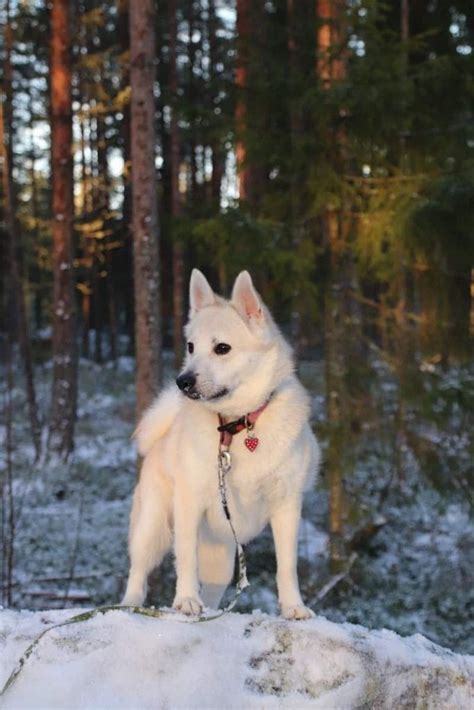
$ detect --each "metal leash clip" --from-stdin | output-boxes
[218,448,232,472]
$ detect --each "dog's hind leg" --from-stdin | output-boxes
[122,459,173,607]
[198,538,235,610]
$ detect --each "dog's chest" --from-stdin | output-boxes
[204,480,268,544]
[202,447,286,543]
[178,407,298,540]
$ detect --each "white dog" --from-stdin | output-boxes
[122,269,320,619]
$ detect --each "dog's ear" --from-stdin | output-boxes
[189,268,215,315]
[231,271,264,327]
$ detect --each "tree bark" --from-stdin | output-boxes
[77,32,92,358]
[317,0,350,572]
[129,0,162,419]
[1,310,15,607]
[169,0,184,368]
[208,0,223,208]
[48,0,78,458]
[286,0,303,347]
[1,4,42,460]
[235,0,256,204]
[317,0,345,83]
[117,0,134,354]
[187,0,198,205]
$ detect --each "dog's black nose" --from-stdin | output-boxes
[176,372,196,392]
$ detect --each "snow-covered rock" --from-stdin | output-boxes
[0,608,472,709]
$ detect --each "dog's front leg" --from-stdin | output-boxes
[173,484,203,615]
[271,498,315,620]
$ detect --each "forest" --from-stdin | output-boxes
[0,0,473,658]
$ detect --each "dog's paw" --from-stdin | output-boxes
[173,596,203,616]
[121,586,146,607]
[121,594,145,607]
[281,604,315,621]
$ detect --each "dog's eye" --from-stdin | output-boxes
[187,342,194,354]
[214,343,231,355]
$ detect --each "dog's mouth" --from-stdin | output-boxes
[183,389,202,400]
[183,387,229,402]
[208,388,229,401]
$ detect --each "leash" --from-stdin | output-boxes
[215,398,270,611]
[217,446,250,610]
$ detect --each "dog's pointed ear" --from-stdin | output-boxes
[189,269,215,315]
[231,271,264,326]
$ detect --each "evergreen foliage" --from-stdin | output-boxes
[0,0,472,455]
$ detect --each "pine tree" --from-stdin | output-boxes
[169,0,184,367]
[235,0,254,203]
[1,2,41,459]
[317,0,351,572]
[48,0,78,458]
[129,0,161,418]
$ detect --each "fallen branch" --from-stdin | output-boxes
[309,552,358,606]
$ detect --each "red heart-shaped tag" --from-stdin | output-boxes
[244,436,259,452]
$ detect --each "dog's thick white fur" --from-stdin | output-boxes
[122,269,320,620]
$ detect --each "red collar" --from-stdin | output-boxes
[217,399,270,448]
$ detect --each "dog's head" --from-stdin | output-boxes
[176,269,293,415]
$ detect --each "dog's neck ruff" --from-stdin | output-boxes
[217,398,270,449]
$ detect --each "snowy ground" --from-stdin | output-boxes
[1,607,473,709]
[1,351,473,656]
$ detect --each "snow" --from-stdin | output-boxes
[0,608,473,709]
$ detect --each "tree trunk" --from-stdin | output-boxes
[77,43,92,358]
[96,110,118,363]
[397,0,410,322]
[470,268,474,339]
[92,261,103,364]
[236,0,256,204]
[129,0,162,419]
[286,0,303,347]
[169,0,184,368]
[105,242,118,363]
[81,287,91,358]
[118,0,134,355]
[48,0,78,458]
[1,5,42,460]
[401,0,409,48]
[1,310,15,607]
[187,0,198,206]
[317,0,345,83]
[317,0,349,572]
[208,0,223,207]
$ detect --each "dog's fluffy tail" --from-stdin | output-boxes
[134,385,182,456]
